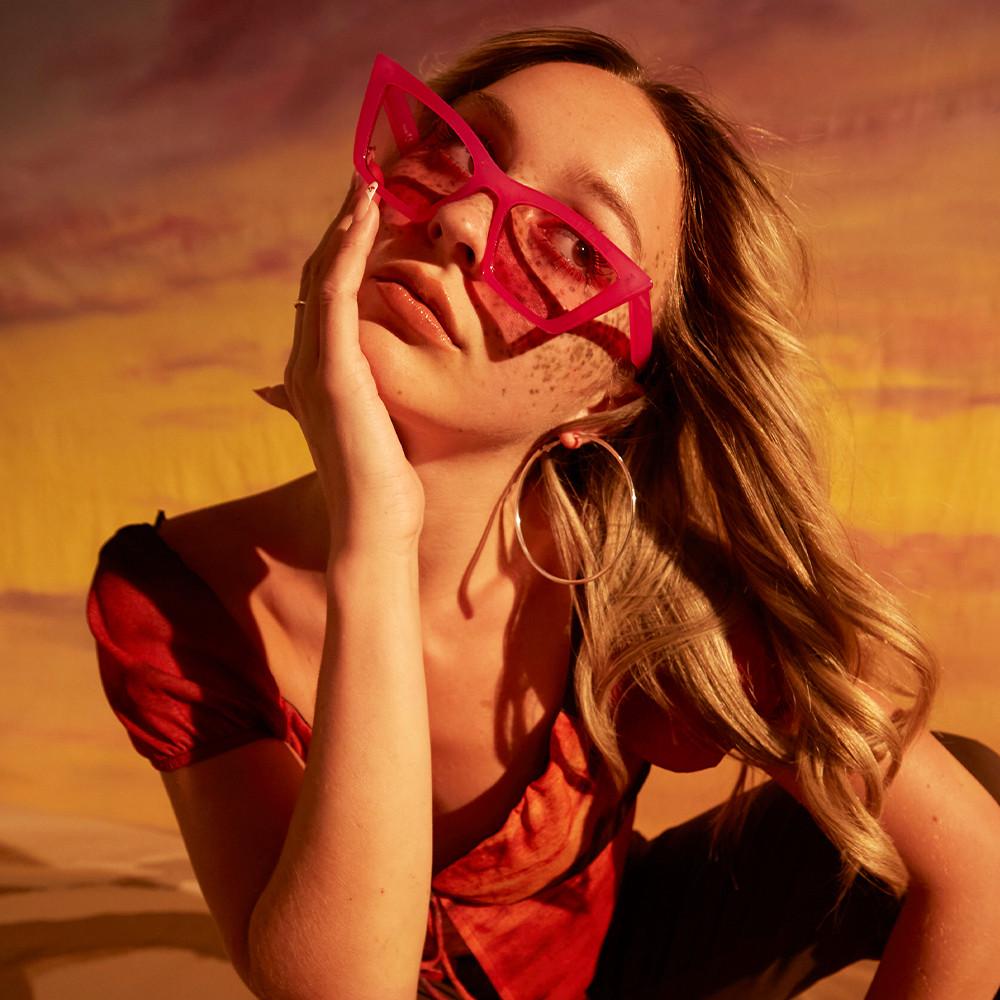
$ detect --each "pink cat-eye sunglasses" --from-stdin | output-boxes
[352,53,655,369]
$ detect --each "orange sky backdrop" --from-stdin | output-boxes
[1,0,997,829]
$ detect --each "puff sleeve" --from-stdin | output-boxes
[86,521,277,772]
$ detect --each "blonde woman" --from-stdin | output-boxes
[87,26,1000,1000]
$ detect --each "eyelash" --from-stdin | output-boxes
[535,223,615,287]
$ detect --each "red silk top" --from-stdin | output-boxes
[86,515,779,1000]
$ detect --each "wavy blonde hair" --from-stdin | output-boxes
[418,26,938,897]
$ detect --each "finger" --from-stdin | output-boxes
[316,185,379,369]
[287,174,361,388]
[306,172,363,261]
[253,384,293,413]
[286,253,316,396]
[292,180,374,379]
[307,174,364,281]
[325,183,379,293]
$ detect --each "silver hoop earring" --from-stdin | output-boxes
[513,435,637,586]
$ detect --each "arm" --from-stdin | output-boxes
[248,180,432,998]
[766,713,1000,998]
[159,182,430,999]
[862,727,1000,999]
[247,549,431,1000]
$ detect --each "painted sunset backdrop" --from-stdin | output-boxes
[1,0,997,838]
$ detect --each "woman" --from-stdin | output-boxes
[86,26,1000,1000]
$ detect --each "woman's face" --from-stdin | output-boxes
[355,59,682,449]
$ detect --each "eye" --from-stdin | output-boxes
[550,227,612,276]
[440,128,499,176]
[457,114,501,160]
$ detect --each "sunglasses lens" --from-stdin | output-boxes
[365,84,473,218]
[498,205,622,320]
[364,84,630,350]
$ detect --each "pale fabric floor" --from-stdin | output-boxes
[0,805,876,1000]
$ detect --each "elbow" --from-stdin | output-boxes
[246,909,419,1000]
[224,920,267,1000]
[247,967,418,1000]
[245,908,314,1000]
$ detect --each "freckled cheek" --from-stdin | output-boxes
[649,243,677,310]
[487,341,612,415]
[475,290,633,374]
[474,285,538,352]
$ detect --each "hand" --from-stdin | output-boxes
[254,178,425,557]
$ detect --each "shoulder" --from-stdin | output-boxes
[161,473,328,621]
[155,492,269,601]
[615,600,787,773]
[85,480,312,771]
[88,489,264,650]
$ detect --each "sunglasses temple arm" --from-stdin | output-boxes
[628,293,653,369]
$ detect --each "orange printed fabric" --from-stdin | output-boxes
[421,710,650,1000]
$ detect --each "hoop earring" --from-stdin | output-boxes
[513,434,637,586]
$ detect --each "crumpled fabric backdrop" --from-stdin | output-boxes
[0,1,996,996]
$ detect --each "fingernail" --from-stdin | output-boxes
[352,181,378,221]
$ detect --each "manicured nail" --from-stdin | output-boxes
[353,181,378,221]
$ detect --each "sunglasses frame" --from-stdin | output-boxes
[353,53,654,369]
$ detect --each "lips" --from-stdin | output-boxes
[373,264,461,348]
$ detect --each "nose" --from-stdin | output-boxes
[425,190,494,276]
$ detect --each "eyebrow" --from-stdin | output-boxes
[460,90,644,262]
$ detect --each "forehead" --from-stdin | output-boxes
[471,61,682,277]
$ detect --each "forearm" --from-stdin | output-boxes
[866,883,1000,999]
[248,548,432,1000]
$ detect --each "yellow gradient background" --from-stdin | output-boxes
[1,0,997,841]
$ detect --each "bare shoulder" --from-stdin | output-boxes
[159,483,279,584]
[157,474,323,602]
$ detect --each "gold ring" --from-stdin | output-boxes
[293,299,306,308]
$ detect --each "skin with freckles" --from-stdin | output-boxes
[354,60,683,458]
[153,41,1000,997]
[158,60,689,880]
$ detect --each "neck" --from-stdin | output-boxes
[415,440,541,611]
[298,434,560,616]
